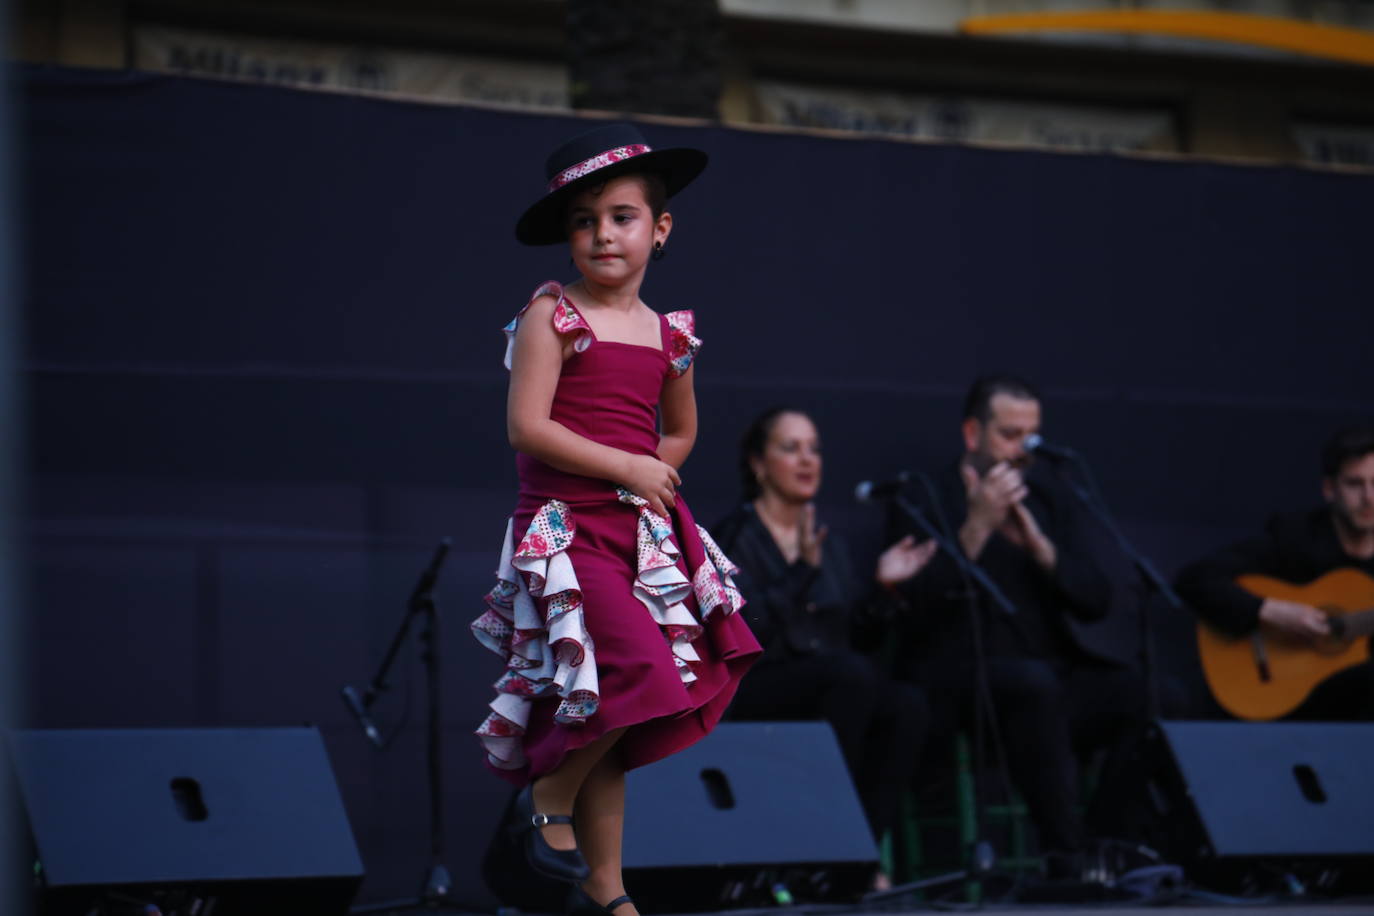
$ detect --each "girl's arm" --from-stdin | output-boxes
[507,296,680,515]
[656,362,697,469]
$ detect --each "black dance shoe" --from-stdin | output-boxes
[566,884,634,915]
[506,783,589,883]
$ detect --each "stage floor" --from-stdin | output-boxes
[686,906,1367,916]
[392,902,1374,916]
[829,905,1374,916]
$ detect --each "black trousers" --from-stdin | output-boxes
[915,657,1155,853]
[1289,660,1374,721]
[726,648,929,842]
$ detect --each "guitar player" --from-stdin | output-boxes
[1175,424,1374,720]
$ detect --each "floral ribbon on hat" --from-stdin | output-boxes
[547,144,652,193]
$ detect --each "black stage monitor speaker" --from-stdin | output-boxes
[1152,720,1374,863]
[622,721,877,911]
[7,727,364,915]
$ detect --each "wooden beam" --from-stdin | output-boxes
[961,10,1374,69]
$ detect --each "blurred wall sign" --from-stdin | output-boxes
[133,24,571,110]
[1292,122,1374,168]
[754,80,1177,153]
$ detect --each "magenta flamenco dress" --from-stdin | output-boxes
[471,281,761,785]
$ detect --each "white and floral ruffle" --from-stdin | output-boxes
[502,281,593,370]
[616,488,743,684]
[471,493,745,772]
[663,310,701,378]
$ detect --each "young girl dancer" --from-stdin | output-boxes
[471,122,760,915]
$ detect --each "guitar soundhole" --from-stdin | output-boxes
[1323,610,1347,641]
[1305,610,1344,655]
[1292,764,1327,804]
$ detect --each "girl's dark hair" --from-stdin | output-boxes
[638,171,669,218]
[738,406,808,501]
[564,170,669,225]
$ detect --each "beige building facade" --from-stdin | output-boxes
[14,0,1374,165]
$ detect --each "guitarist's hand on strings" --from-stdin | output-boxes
[1259,598,1331,641]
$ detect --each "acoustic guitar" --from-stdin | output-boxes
[1196,567,1374,720]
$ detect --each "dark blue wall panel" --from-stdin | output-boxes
[29,544,201,726]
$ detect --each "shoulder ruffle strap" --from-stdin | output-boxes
[501,281,595,370]
[664,310,701,378]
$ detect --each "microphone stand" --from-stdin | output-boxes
[877,492,1019,907]
[1044,453,1176,721]
[341,538,476,914]
[891,493,1017,618]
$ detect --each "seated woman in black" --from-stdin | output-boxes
[711,407,936,882]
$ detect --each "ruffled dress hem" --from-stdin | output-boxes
[471,490,751,779]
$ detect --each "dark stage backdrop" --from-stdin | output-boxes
[19,65,1372,904]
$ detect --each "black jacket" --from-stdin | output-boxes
[711,503,895,665]
[1175,507,1374,637]
[885,461,1114,676]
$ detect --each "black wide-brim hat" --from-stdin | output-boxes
[515,121,707,246]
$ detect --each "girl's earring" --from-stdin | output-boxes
[651,241,666,262]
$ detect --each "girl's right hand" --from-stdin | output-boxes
[622,454,682,517]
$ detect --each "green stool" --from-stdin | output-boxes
[886,733,1040,901]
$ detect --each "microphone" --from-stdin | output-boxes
[341,684,383,748]
[855,471,911,503]
[1023,434,1079,461]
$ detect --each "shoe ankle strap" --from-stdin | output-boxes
[530,812,573,828]
[605,895,633,911]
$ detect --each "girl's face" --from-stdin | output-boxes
[566,174,671,287]
[752,412,823,504]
